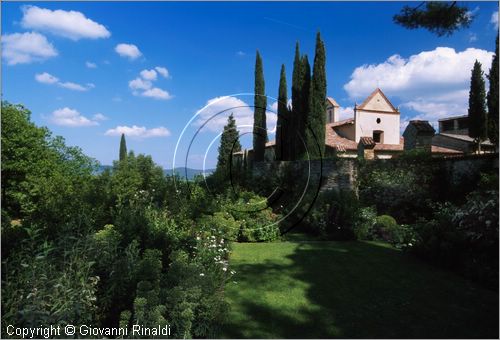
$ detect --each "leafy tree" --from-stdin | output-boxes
[119,133,127,161]
[468,60,488,153]
[306,32,327,159]
[1,101,96,234]
[393,2,473,36]
[253,50,267,161]
[216,113,241,177]
[487,35,499,148]
[276,64,288,161]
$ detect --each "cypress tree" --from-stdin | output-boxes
[297,55,311,159]
[468,60,488,153]
[291,42,303,160]
[119,133,127,161]
[216,113,241,177]
[276,64,288,161]
[306,32,327,159]
[487,35,499,148]
[253,50,267,161]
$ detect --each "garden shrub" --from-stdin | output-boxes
[353,206,377,240]
[408,189,499,289]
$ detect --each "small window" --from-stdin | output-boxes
[373,130,383,143]
[328,112,332,122]
[376,118,381,124]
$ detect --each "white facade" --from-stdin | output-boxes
[325,97,339,123]
[353,89,400,144]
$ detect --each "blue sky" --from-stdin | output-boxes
[2,1,498,169]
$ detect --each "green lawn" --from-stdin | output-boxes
[222,234,499,338]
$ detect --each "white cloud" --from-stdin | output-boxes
[50,107,98,127]
[21,6,110,40]
[141,88,173,100]
[115,43,142,60]
[86,61,97,68]
[35,72,59,84]
[344,47,494,127]
[492,11,499,29]
[155,66,169,78]
[92,113,108,121]
[58,82,87,91]
[129,69,172,100]
[140,69,157,81]
[129,77,152,91]
[35,72,93,91]
[105,125,170,138]
[194,96,277,133]
[2,32,57,65]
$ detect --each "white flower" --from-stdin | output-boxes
[199,273,205,276]
[222,267,227,271]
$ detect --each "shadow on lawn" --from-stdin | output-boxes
[223,239,499,339]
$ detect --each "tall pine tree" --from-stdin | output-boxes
[487,35,499,148]
[468,60,488,153]
[253,50,267,161]
[276,64,288,161]
[119,133,127,161]
[216,113,241,177]
[306,32,327,159]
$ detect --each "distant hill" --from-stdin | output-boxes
[96,165,214,180]
[165,167,215,180]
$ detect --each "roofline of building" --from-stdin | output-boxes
[438,115,468,122]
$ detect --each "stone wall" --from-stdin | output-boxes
[250,153,498,195]
[252,159,358,193]
[439,153,499,188]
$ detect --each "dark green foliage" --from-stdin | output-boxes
[358,154,439,224]
[216,114,241,179]
[290,43,312,160]
[393,2,473,36]
[1,102,239,338]
[253,50,267,161]
[306,32,327,159]
[303,189,359,240]
[297,55,311,159]
[291,42,302,161]
[1,102,97,234]
[408,186,499,289]
[372,215,409,245]
[276,64,288,160]
[119,133,127,161]
[487,35,499,147]
[468,60,488,152]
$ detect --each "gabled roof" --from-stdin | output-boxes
[357,88,398,112]
[331,118,354,128]
[359,137,376,148]
[326,97,340,107]
[438,115,468,122]
[406,120,436,134]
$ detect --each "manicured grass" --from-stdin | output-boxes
[222,234,499,338]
